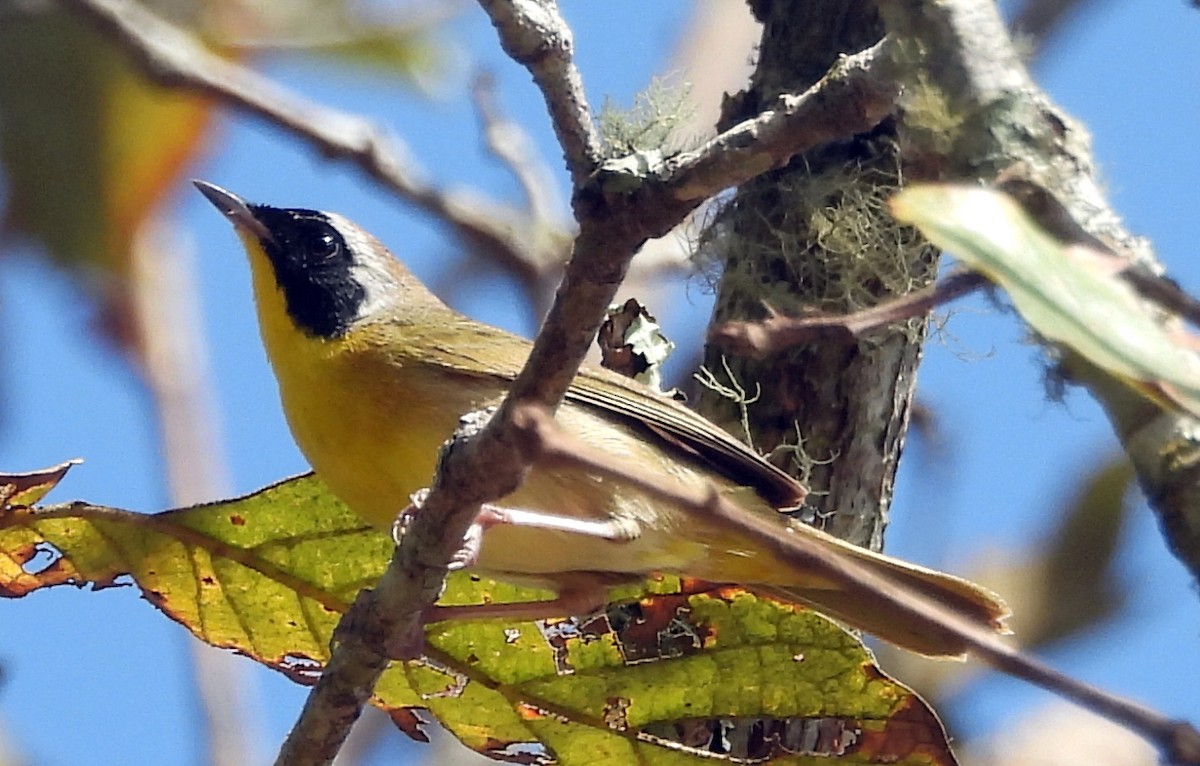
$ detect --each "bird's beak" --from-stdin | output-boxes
[192,180,276,245]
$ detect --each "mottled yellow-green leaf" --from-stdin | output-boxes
[2,474,956,764]
[0,474,377,670]
[891,184,1200,417]
[422,588,957,764]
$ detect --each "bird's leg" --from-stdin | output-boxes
[392,490,640,625]
[422,500,641,625]
[473,504,642,543]
[394,490,641,566]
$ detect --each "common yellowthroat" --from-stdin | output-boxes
[195,180,1007,657]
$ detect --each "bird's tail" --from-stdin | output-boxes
[757,530,1010,658]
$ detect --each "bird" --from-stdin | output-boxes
[194,179,1008,657]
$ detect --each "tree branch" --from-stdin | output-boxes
[711,211,1200,359]
[664,40,898,203]
[271,6,908,763]
[476,0,602,184]
[510,404,1200,766]
[709,269,988,357]
[471,70,569,277]
[59,0,540,277]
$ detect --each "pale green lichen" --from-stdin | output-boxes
[695,156,937,320]
[597,77,696,157]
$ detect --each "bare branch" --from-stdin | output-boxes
[663,40,898,203]
[511,404,1200,766]
[710,270,988,357]
[271,1,636,759]
[476,0,602,183]
[470,70,572,281]
[276,19,911,763]
[60,0,539,275]
[713,240,1200,361]
[472,71,563,233]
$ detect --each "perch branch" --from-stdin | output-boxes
[663,40,897,203]
[511,404,1200,766]
[272,16,904,766]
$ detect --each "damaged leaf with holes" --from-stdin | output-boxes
[1,470,958,763]
[0,473,399,681]
[421,587,958,765]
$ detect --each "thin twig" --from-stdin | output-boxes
[663,40,898,203]
[471,71,564,239]
[706,176,1200,361]
[476,0,602,184]
[511,404,1200,766]
[60,0,538,274]
[710,269,989,358]
[470,70,571,282]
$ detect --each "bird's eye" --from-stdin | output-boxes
[305,228,341,260]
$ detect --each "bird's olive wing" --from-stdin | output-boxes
[566,370,808,510]
[390,314,808,510]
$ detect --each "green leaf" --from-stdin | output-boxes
[422,590,958,764]
[891,184,1200,417]
[1,473,957,764]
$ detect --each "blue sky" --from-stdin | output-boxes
[1,2,1198,764]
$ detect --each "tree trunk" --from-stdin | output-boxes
[696,0,937,551]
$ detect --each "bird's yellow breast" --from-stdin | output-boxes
[244,233,765,583]
[251,259,488,528]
